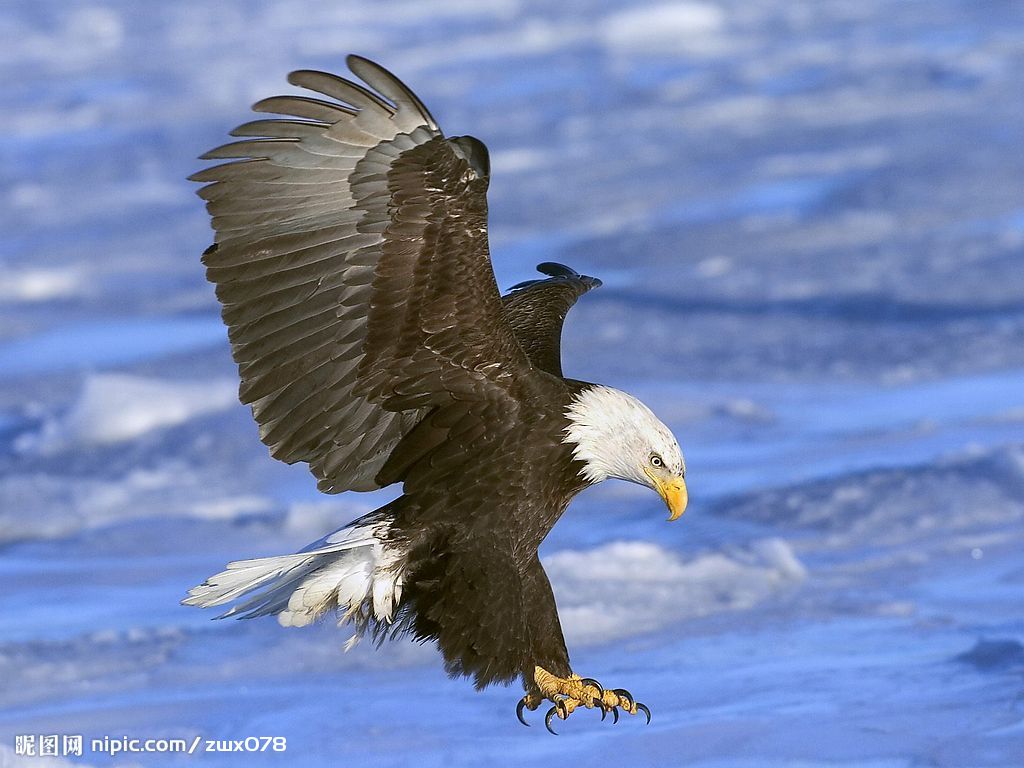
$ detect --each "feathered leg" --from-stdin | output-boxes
[513,558,651,733]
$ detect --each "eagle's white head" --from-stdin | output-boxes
[563,385,688,520]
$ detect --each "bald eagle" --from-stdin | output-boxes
[184,56,687,733]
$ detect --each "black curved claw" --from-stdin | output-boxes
[610,706,620,725]
[612,688,634,709]
[593,698,609,721]
[636,702,652,724]
[579,677,604,696]
[516,697,530,727]
[544,705,560,735]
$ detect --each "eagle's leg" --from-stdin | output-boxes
[515,558,648,732]
[522,666,650,734]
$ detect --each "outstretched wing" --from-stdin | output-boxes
[194,55,533,493]
[501,263,601,378]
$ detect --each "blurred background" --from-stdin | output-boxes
[2,0,1023,765]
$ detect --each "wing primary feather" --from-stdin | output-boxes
[346,54,440,131]
[253,94,358,121]
[230,119,331,138]
[200,138,301,161]
[287,69,396,115]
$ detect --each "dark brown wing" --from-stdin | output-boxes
[193,55,534,493]
[501,263,602,377]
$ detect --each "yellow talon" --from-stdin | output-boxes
[523,666,650,733]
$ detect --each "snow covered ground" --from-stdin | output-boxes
[2,0,1023,765]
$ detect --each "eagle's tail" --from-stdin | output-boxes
[182,517,405,646]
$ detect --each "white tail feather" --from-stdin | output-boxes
[183,519,405,640]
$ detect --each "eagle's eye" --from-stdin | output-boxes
[649,454,664,468]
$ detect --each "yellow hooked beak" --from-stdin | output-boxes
[645,469,688,521]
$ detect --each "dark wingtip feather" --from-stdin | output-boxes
[508,262,603,292]
[536,262,579,278]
